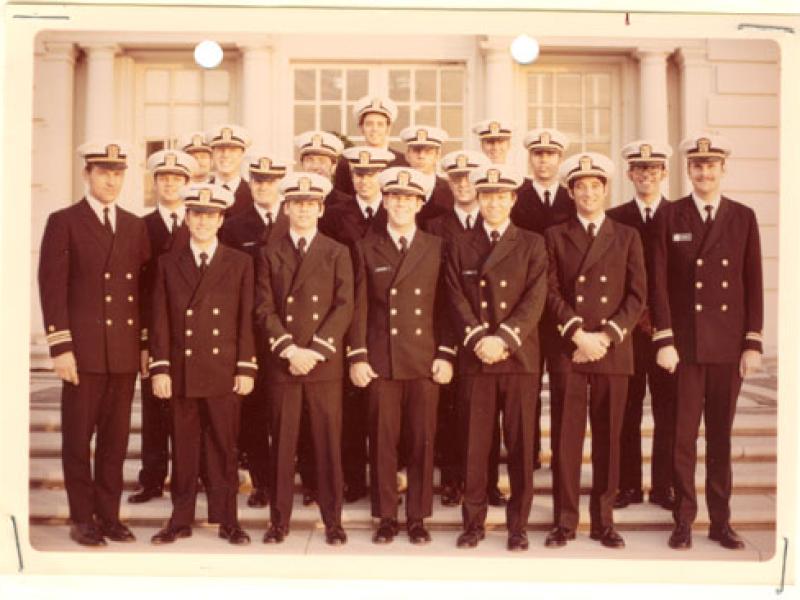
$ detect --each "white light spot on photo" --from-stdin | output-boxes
[194,40,223,69]
[510,35,540,65]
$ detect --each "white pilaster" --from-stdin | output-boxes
[81,43,119,142]
[238,42,273,148]
[675,44,712,195]
[480,36,515,123]
[634,46,671,142]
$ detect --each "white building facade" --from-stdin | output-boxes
[30,31,780,361]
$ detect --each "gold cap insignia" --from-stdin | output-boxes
[312,134,322,148]
[299,177,311,192]
[107,144,120,159]
[397,170,411,187]
[199,189,212,203]
[192,134,204,147]
[359,151,370,165]
[221,127,233,142]
[456,154,468,169]
[165,153,177,167]
[698,138,711,153]
[640,144,652,159]
[489,121,500,135]
[579,156,593,172]
[541,132,551,146]
[487,169,500,184]
[417,129,428,142]
[259,157,271,170]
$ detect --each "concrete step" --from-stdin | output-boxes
[28,486,776,531]
[27,456,777,495]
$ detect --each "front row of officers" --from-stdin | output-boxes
[39,119,763,553]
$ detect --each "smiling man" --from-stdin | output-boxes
[445,164,547,552]
[179,131,214,184]
[544,152,646,551]
[472,119,513,165]
[207,123,253,218]
[649,134,763,551]
[607,141,677,513]
[399,125,455,229]
[39,141,150,546]
[295,130,351,210]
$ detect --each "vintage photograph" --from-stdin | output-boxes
[20,9,785,583]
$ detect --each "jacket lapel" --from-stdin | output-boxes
[393,231,428,287]
[480,224,518,276]
[289,233,324,293]
[176,246,201,291]
[190,243,229,306]
[77,198,114,253]
[580,216,616,273]
[565,218,590,255]
[699,196,731,256]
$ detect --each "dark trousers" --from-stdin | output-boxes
[270,380,343,530]
[673,362,742,527]
[169,393,242,528]
[341,379,369,492]
[238,368,271,490]
[548,370,566,524]
[368,377,439,521]
[461,373,537,535]
[618,331,676,493]
[137,376,171,490]
[435,379,461,488]
[554,372,627,532]
[297,403,317,492]
[61,372,136,524]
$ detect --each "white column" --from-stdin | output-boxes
[238,42,273,146]
[480,36,515,121]
[675,45,712,195]
[81,43,119,141]
[635,46,671,142]
[31,41,77,362]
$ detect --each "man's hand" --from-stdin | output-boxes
[233,375,255,396]
[572,329,609,361]
[288,348,320,376]
[152,373,172,399]
[431,359,454,384]
[571,348,590,364]
[475,336,507,364]
[350,361,378,388]
[53,351,79,385]
[739,349,762,378]
[656,345,680,374]
[140,350,150,377]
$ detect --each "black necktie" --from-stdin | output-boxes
[297,237,307,258]
[465,214,472,230]
[704,205,714,226]
[365,206,374,221]
[103,207,114,236]
[587,222,596,239]
[544,190,551,207]
[398,236,408,255]
[170,212,178,234]
[490,230,500,247]
[199,251,209,273]
[265,212,274,228]
[644,207,653,225]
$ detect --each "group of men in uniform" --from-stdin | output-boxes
[37,93,763,553]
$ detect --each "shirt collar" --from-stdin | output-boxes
[86,193,116,230]
[577,212,605,234]
[217,174,242,191]
[453,205,479,229]
[356,193,382,218]
[157,203,185,230]
[386,223,416,250]
[255,202,281,225]
[532,181,560,205]
[189,238,218,266]
[420,173,436,200]
[633,196,661,222]
[482,218,511,241]
[289,228,317,249]
[692,192,721,220]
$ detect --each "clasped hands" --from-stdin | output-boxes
[571,329,611,364]
[474,335,509,365]
[286,346,323,376]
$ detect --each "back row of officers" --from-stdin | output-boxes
[38,94,763,553]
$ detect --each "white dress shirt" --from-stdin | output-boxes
[386,224,416,251]
[86,193,116,232]
[189,238,218,267]
[692,192,721,221]
[158,203,186,231]
[454,205,480,230]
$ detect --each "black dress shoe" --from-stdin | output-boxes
[591,527,625,548]
[507,532,529,551]
[302,488,317,506]
[151,524,192,545]
[440,483,462,507]
[668,523,692,550]
[128,487,163,504]
[263,524,288,544]
[456,528,485,549]
[344,485,367,503]
[407,520,431,545]
[325,525,347,545]
[544,526,575,548]
[648,488,676,510]
[613,488,644,509]
[219,524,251,545]
[487,487,508,507]
[709,524,745,550]
[69,523,106,547]
[98,520,136,542]
[247,487,269,508]
[372,518,399,544]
